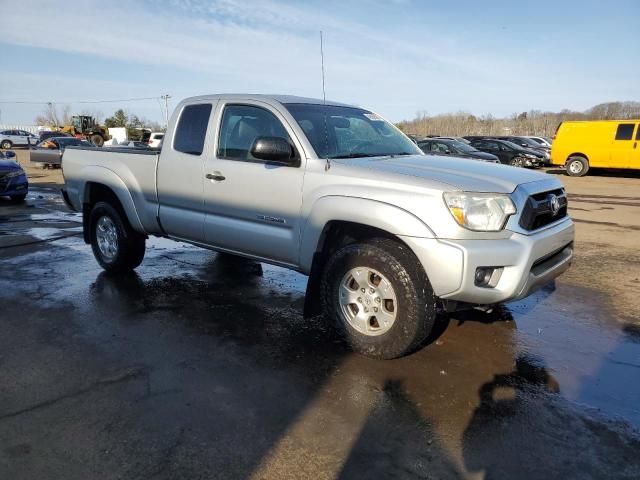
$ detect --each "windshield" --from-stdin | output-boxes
[285,104,422,159]
[58,138,86,146]
[514,137,541,148]
[501,141,522,150]
[450,141,478,153]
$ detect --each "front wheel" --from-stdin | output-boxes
[321,238,437,359]
[89,201,146,272]
[1,140,12,149]
[509,156,524,168]
[566,156,589,177]
[90,134,104,147]
[10,194,26,203]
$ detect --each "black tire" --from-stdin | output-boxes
[10,194,27,203]
[320,238,437,359]
[565,156,589,177]
[509,156,524,168]
[89,201,145,272]
[90,134,104,147]
[1,140,12,149]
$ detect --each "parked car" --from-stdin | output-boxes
[0,151,28,201]
[62,94,573,360]
[525,136,552,148]
[0,129,40,149]
[495,136,550,163]
[418,138,499,163]
[39,130,73,142]
[469,138,545,167]
[462,135,489,142]
[110,141,151,149]
[433,136,471,144]
[30,137,93,168]
[551,120,640,176]
[501,136,549,150]
[148,132,165,148]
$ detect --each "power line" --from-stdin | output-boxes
[0,96,166,105]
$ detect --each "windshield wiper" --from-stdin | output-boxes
[328,153,385,159]
[388,152,414,157]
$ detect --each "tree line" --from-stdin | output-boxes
[35,105,163,131]
[396,101,640,138]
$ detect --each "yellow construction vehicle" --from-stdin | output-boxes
[61,116,111,147]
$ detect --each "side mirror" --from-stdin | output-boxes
[250,136,298,166]
[4,150,16,159]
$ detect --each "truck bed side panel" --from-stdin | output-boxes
[62,147,162,235]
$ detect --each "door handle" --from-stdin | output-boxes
[634,142,637,149]
[206,173,226,181]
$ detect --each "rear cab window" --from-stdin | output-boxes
[173,103,212,155]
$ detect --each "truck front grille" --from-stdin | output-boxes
[519,188,568,231]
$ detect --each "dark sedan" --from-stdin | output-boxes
[418,138,499,163]
[495,136,551,163]
[469,139,545,167]
[30,137,93,168]
[0,151,28,202]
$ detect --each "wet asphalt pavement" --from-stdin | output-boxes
[1,186,639,479]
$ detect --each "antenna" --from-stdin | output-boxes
[320,31,331,170]
[320,31,326,104]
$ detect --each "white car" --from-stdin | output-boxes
[0,129,40,149]
[525,136,553,148]
[148,132,164,148]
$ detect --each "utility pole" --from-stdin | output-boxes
[161,94,171,128]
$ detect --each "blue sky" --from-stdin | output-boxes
[1,0,638,125]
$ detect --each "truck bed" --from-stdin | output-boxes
[62,146,163,235]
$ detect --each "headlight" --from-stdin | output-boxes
[5,170,25,179]
[523,153,536,159]
[443,192,516,231]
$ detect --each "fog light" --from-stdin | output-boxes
[475,267,494,287]
[474,267,503,288]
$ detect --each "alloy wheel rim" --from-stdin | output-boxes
[96,216,118,261]
[339,267,398,336]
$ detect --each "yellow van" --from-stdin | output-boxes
[550,120,640,176]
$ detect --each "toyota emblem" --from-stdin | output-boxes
[549,194,560,216]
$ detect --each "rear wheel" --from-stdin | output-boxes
[1,140,12,149]
[321,238,437,359]
[89,201,145,272]
[566,156,589,177]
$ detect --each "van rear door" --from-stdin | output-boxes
[610,122,636,168]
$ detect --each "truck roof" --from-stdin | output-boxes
[180,94,356,109]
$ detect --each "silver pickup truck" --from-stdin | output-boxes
[62,94,574,359]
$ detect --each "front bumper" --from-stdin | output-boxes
[402,217,574,305]
[524,157,544,168]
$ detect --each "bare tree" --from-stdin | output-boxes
[34,103,73,128]
[397,101,640,138]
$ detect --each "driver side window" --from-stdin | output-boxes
[217,105,291,162]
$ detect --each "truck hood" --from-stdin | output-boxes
[333,154,552,193]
